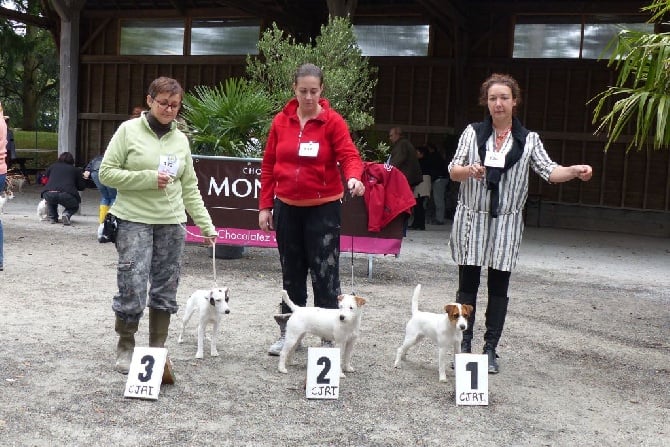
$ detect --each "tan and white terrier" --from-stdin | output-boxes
[278,290,367,378]
[394,284,473,382]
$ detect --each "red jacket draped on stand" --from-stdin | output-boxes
[362,162,415,232]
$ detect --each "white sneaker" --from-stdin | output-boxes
[268,336,285,356]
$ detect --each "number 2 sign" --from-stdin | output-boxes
[454,353,489,406]
[306,347,341,399]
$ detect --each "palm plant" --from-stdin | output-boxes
[181,78,274,157]
[591,0,670,151]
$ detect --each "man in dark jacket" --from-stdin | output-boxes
[41,152,87,225]
[389,127,422,187]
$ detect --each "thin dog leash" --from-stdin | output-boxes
[341,192,357,295]
[163,177,219,288]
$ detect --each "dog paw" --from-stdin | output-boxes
[278,367,288,374]
[439,376,447,383]
[211,350,219,357]
[394,361,401,369]
[343,365,356,373]
[195,352,204,359]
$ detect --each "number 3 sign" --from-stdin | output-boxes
[306,347,341,399]
[454,353,489,406]
[124,347,169,400]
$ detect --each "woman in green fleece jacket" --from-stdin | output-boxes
[99,76,217,376]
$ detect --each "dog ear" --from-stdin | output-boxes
[209,290,215,306]
[337,294,344,302]
[444,304,456,314]
[355,296,366,307]
[462,304,474,316]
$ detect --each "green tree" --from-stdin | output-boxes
[0,0,58,131]
[591,0,670,151]
[246,16,386,160]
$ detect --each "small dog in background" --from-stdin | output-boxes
[37,199,49,221]
[394,284,473,382]
[0,190,14,213]
[278,290,367,377]
[5,173,27,193]
[178,287,230,359]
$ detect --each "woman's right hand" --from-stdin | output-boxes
[469,162,486,181]
[259,208,273,232]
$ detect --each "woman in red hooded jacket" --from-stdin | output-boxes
[258,63,366,356]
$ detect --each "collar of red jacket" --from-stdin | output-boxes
[282,97,331,123]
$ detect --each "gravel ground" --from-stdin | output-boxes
[0,184,668,446]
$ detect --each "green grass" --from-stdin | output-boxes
[13,130,58,150]
[13,130,58,169]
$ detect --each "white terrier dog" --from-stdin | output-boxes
[6,174,26,193]
[37,199,48,220]
[0,190,13,213]
[278,290,367,377]
[177,287,230,359]
[394,284,473,382]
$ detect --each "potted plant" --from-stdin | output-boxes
[181,78,274,258]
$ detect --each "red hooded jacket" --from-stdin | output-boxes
[259,98,363,210]
[362,162,416,232]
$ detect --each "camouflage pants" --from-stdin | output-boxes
[112,220,185,323]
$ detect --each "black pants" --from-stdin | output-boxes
[43,191,79,220]
[458,265,511,297]
[273,199,341,313]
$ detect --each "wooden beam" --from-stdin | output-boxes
[51,0,87,160]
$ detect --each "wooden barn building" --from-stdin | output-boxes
[12,0,670,235]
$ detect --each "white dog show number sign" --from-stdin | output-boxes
[306,347,341,399]
[124,347,168,400]
[454,353,489,406]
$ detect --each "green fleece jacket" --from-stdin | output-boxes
[99,115,216,237]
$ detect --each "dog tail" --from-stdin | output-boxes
[281,290,297,312]
[411,284,421,315]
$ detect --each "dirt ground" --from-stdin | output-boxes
[0,183,668,447]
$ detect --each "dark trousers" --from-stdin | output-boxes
[43,191,79,220]
[458,265,511,297]
[457,265,512,349]
[273,198,341,313]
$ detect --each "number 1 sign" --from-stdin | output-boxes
[306,347,341,399]
[454,353,489,406]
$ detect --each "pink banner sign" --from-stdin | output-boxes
[188,156,405,255]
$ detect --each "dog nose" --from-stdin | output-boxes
[225,310,230,314]
[458,323,466,330]
[339,315,345,321]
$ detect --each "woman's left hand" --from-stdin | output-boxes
[203,235,217,247]
[347,178,365,197]
[574,165,593,181]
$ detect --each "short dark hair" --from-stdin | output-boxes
[148,76,183,99]
[58,152,75,165]
[478,73,522,108]
[293,63,323,86]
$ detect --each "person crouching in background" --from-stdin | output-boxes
[41,152,87,225]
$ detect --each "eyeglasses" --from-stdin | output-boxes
[152,98,181,111]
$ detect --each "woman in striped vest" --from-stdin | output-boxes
[448,73,593,374]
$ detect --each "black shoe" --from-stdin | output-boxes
[484,347,499,374]
[62,214,71,226]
